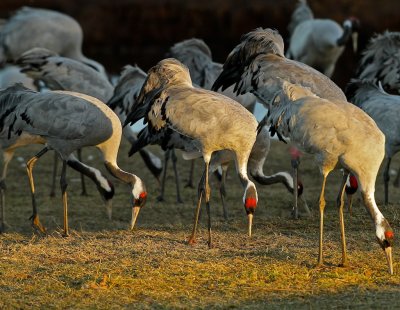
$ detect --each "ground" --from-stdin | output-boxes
[0,139,399,309]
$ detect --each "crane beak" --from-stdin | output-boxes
[130,206,141,230]
[384,246,394,275]
[352,32,358,53]
[248,213,253,237]
[105,200,113,220]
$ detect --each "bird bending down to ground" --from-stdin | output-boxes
[17,48,163,188]
[0,84,147,236]
[212,27,346,218]
[0,7,105,75]
[212,28,393,274]
[165,38,258,203]
[268,81,394,273]
[347,80,400,205]
[124,58,258,247]
[286,0,359,78]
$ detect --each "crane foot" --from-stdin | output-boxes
[30,214,46,234]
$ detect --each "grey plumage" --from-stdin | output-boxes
[212,28,346,104]
[287,0,313,37]
[0,84,146,235]
[347,79,400,204]
[0,7,105,75]
[286,0,359,78]
[18,47,113,103]
[267,81,393,274]
[357,31,400,93]
[125,58,259,244]
[18,52,163,182]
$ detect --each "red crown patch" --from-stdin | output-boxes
[245,198,257,209]
[385,231,394,239]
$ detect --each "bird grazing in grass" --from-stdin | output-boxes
[212,28,393,274]
[347,79,400,206]
[0,7,105,75]
[212,27,346,219]
[286,0,359,78]
[210,125,310,222]
[124,58,258,247]
[17,49,163,189]
[0,84,146,236]
[271,81,393,274]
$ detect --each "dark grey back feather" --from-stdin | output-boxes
[357,31,400,93]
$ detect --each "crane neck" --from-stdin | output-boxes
[104,161,138,186]
[337,21,353,46]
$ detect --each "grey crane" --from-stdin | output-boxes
[347,80,400,205]
[355,31,400,187]
[212,27,346,218]
[17,48,163,190]
[212,28,394,274]
[357,31,400,94]
[286,0,359,78]
[271,81,393,274]
[0,84,147,236]
[124,58,258,247]
[0,7,105,75]
[165,38,257,201]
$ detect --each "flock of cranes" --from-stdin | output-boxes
[0,0,398,275]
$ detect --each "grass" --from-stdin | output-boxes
[1,139,400,309]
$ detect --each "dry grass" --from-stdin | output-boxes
[1,139,400,309]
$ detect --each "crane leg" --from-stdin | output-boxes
[60,160,69,237]
[185,160,195,188]
[203,161,212,248]
[27,147,49,234]
[171,149,183,203]
[347,194,354,216]
[317,174,328,267]
[393,167,400,188]
[157,150,170,202]
[0,150,14,233]
[219,164,229,221]
[188,169,205,245]
[77,149,88,196]
[291,158,300,219]
[337,172,349,267]
[383,157,391,205]
[50,152,58,197]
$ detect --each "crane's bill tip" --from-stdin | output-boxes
[384,247,394,275]
[248,213,253,237]
[130,206,141,230]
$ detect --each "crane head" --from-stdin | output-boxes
[243,182,258,237]
[375,219,394,275]
[130,179,147,230]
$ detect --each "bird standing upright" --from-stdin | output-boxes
[125,58,258,247]
[286,0,359,78]
[0,84,147,236]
